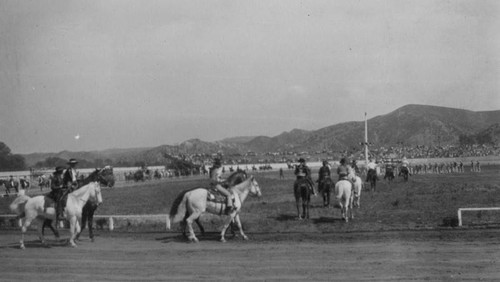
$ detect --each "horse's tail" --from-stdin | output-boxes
[167,188,197,229]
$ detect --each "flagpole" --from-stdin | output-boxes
[364,112,368,165]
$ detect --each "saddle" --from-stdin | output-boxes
[207,189,234,204]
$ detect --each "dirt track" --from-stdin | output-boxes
[1,228,499,281]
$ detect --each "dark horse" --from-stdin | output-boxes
[2,178,19,195]
[366,169,378,192]
[318,177,334,208]
[399,166,409,182]
[294,178,312,219]
[41,167,115,241]
[384,165,395,183]
[180,170,247,238]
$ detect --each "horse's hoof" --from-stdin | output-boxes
[189,237,198,243]
[220,238,227,243]
[20,244,25,250]
[242,235,249,240]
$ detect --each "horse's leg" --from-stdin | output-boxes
[20,217,33,250]
[295,196,302,220]
[88,208,95,242]
[185,212,201,243]
[38,218,46,245]
[77,206,88,241]
[46,219,60,239]
[233,214,248,240]
[68,216,79,247]
[194,218,205,236]
[219,214,234,243]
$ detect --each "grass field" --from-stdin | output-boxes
[1,165,500,235]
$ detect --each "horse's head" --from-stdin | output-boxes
[88,182,103,206]
[249,176,262,197]
[87,166,115,187]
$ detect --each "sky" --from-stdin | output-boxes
[0,0,498,154]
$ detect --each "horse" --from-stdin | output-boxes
[2,178,19,195]
[180,170,247,238]
[167,175,261,243]
[352,174,363,209]
[384,165,395,183]
[10,180,102,249]
[399,166,410,182]
[294,178,314,219]
[318,177,334,208]
[75,166,115,242]
[334,167,356,222]
[366,169,378,192]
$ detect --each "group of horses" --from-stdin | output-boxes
[294,167,364,222]
[9,167,115,249]
[8,161,411,248]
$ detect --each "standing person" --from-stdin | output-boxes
[294,158,316,195]
[365,158,378,182]
[279,168,284,179]
[47,166,65,217]
[210,158,234,214]
[317,160,331,189]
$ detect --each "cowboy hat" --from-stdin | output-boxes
[67,158,78,165]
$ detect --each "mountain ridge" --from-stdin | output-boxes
[21,104,500,167]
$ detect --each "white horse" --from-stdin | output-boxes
[352,174,363,209]
[334,167,356,222]
[167,176,261,243]
[10,182,102,249]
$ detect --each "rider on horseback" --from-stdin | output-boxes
[294,158,316,196]
[210,157,234,214]
[337,158,348,180]
[46,166,65,217]
[57,159,79,220]
[317,160,331,190]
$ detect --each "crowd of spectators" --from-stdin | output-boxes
[372,144,499,160]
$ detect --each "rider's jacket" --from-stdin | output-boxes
[63,168,78,189]
[337,165,349,180]
[295,164,311,179]
[49,173,64,200]
[318,166,331,182]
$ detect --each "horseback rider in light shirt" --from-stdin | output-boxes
[210,158,234,214]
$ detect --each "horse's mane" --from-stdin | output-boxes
[226,170,247,183]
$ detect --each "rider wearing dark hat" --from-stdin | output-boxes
[57,158,79,220]
[210,157,234,214]
[63,158,79,190]
[294,158,316,195]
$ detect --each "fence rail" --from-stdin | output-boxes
[457,207,500,227]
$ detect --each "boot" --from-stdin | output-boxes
[225,199,234,214]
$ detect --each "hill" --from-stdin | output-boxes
[21,104,500,167]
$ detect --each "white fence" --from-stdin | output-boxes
[457,207,500,227]
[0,214,169,231]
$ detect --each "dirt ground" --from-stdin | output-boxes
[1,228,499,281]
